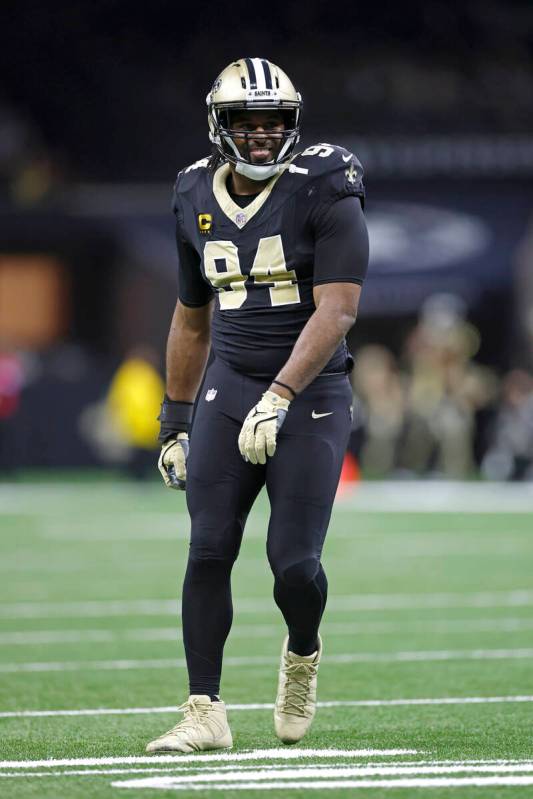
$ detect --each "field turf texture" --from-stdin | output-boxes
[1,478,532,798]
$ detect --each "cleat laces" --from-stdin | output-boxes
[162,697,213,738]
[281,658,318,717]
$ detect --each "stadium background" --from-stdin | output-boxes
[1,0,532,477]
[1,4,533,797]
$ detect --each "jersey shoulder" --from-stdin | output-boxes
[171,157,212,214]
[289,143,365,204]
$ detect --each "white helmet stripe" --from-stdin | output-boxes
[252,58,266,89]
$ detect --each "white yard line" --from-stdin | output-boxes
[1,695,533,719]
[2,760,531,779]
[109,775,533,790]
[0,599,179,619]
[5,762,533,782]
[3,589,533,618]
[35,528,533,545]
[2,648,533,674]
[0,765,309,779]
[2,616,533,646]
[327,590,533,611]
[0,767,204,779]
[0,629,178,645]
[111,763,533,783]
[9,752,533,793]
[0,748,418,770]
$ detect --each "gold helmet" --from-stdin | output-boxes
[206,58,303,180]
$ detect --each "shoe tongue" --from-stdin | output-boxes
[188,694,212,703]
[288,650,317,663]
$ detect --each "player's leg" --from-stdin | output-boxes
[267,375,352,652]
[265,374,352,742]
[147,359,265,753]
[183,407,264,700]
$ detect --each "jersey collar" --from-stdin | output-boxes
[212,163,283,229]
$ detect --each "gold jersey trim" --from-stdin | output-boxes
[212,163,284,229]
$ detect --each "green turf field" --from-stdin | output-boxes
[1,479,533,798]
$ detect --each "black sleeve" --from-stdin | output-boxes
[175,221,214,308]
[312,196,369,286]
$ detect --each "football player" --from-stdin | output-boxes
[147,57,368,754]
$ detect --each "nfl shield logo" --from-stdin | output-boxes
[205,388,217,402]
[235,212,247,227]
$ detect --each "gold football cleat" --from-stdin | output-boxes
[274,634,322,744]
[146,695,232,754]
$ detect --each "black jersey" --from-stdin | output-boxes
[172,143,368,378]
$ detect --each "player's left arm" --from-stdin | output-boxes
[238,194,368,464]
[271,193,369,398]
[270,280,362,400]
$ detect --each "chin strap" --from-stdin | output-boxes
[235,161,281,181]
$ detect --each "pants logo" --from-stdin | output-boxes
[205,388,218,402]
[311,410,333,419]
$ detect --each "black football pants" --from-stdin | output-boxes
[182,357,352,697]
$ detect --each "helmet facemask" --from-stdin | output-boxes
[209,106,301,180]
[206,59,303,180]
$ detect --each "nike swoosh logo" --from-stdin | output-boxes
[312,411,334,419]
[342,153,352,162]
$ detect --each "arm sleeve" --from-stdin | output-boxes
[175,221,214,308]
[312,196,369,286]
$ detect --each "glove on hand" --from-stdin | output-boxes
[238,390,290,465]
[158,433,189,490]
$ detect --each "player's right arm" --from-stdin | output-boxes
[158,217,213,490]
[165,299,212,403]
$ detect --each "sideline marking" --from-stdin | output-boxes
[3,589,533,618]
[1,695,533,719]
[0,748,419,770]
[2,648,533,674]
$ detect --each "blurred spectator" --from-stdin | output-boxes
[0,99,66,207]
[351,297,502,479]
[80,346,164,478]
[353,345,405,476]
[515,213,533,371]
[0,349,24,421]
[0,345,25,472]
[397,295,498,477]
[0,101,32,198]
[482,370,533,481]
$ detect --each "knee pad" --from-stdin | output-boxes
[273,556,319,588]
[189,519,242,565]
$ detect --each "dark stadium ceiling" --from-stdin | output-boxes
[3,0,533,180]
